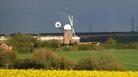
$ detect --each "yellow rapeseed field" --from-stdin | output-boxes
[0,69,138,77]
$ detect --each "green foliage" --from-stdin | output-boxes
[77,44,92,50]
[127,42,138,49]
[0,49,17,68]
[103,37,119,49]
[91,45,105,50]
[76,44,105,50]
[11,34,34,53]
[15,49,138,70]
[33,40,44,48]
[43,40,61,49]
[33,48,75,70]
[98,52,125,71]
[76,53,125,71]
[32,48,124,70]
[62,45,77,51]
[12,59,44,69]
[105,37,118,45]
[76,57,99,70]
[58,56,75,70]
[33,48,59,69]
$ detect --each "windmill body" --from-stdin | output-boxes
[63,24,72,44]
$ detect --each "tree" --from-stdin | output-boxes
[33,48,59,69]
[104,37,118,48]
[0,49,17,68]
[10,34,34,53]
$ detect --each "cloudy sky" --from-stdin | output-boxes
[0,0,138,34]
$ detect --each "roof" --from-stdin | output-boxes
[64,24,72,30]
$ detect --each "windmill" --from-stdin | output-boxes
[55,15,79,45]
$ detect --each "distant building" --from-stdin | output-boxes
[71,36,80,44]
[35,36,64,43]
[0,36,7,41]
[0,43,12,52]
[35,35,80,45]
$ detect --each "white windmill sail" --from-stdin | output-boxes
[68,15,76,36]
[55,21,62,28]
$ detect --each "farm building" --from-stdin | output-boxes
[35,35,80,45]
[0,36,7,41]
[0,43,12,52]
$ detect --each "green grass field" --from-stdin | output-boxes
[18,49,138,71]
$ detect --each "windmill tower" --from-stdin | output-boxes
[63,24,72,44]
[55,15,80,45]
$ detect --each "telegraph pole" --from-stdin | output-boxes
[0,23,1,34]
[136,26,138,32]
[131,17,135,32]
[89,25,92,32]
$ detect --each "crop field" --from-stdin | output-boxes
[18,49,138,71]
[0,69,138,77]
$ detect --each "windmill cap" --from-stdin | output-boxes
[64,24,72,30]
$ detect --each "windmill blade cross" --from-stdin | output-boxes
[68,15,76,36]
[68,15,73,26]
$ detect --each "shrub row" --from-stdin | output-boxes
[8,34,138,54]
[34,37,138,51]
[32,48,75,70]
[38,39,138,51]
[11,48,125,71]
[0,47,124,70]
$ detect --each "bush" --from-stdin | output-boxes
[77,44,92,50]
[75,53,125,71]
[98,52,125,71]
[0,49,17,68]
[76,44,105,51]
[43,40,61,49]
[12,59,44,69]
[62,45,77,51]
[76,57,99,70]
[33,48,57,69]
[91,45,105,50]
[127,42,138,49]
[58,56,75,70]
[103,37,119,49]
[33,48,75,70]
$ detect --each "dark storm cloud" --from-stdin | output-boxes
[0,0,137,33]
